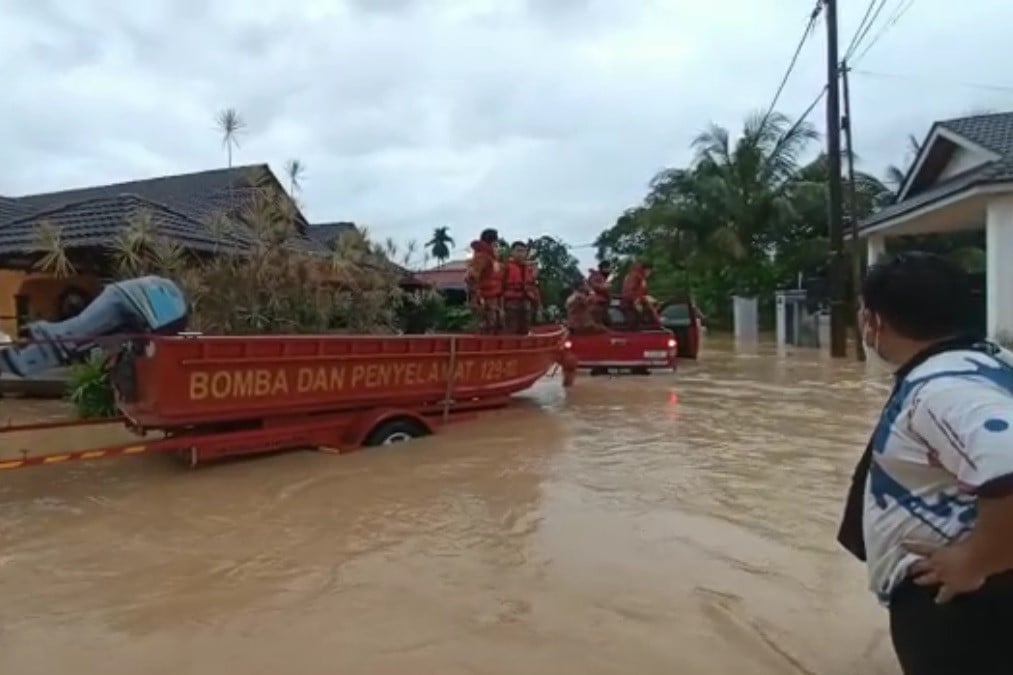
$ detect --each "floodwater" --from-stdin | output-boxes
[0,338,901,674]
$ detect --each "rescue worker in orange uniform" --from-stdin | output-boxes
[502,240,540,335]
[621,261,658,328]
[565,281,606,334]
[586,260,613,325]
[465,228,503,334]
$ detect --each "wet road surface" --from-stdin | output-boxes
[0,339,899,674]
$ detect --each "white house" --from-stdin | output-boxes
[859,112,1013,340]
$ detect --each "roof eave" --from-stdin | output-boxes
[856,180,1013,238]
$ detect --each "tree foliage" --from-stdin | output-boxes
[594,109,980,328]
[426,226,455,263]
[526,235,583,307]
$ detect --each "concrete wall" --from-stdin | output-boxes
[937,146,991,181]
[0,269,103,335]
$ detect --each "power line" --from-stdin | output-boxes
[843,0,878,61]
[844,0,889,61]
[762,1,824,123]
[785,86,829,139]
[853,68,1013,94]
[853,0,915,64]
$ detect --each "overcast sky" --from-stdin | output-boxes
[2,0,1011,268]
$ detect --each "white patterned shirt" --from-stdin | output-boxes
[862,344,1013,602]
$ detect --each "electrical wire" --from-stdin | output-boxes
[853,0,915,64]
[853,68,1013,94]
[842,0,878,62]
[761,1,824,124]
[844,0,890,61]
[784,86,830,140]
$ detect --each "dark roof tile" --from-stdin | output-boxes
[12,164,268,216]
[939,112,1013,157]
[307,221,357,248]
[0,194,250,257]
[0,196,27,223]
[860,164,998,229]
[861,111,1013,231]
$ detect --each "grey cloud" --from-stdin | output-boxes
[3,0,1013,267]
[344,0,417,14]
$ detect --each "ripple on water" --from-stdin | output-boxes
[0,340,897,674]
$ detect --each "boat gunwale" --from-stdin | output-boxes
[150,327,568,343]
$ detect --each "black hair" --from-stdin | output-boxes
[480,228,499,243]
[510,240,527,249]
[861,251,975,341]
[598,260,612,270]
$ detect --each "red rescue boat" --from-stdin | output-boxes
[1,328,576,471]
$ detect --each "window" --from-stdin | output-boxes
[661,303,690,324]
[607,307,627,326]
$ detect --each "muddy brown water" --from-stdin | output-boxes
[0,338,900,674]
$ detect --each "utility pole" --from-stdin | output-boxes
[824,0,847,358]
[841,60,866,361]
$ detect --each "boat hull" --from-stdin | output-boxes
[116,329,569,429]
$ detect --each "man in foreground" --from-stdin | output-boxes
[837,252,1013,675]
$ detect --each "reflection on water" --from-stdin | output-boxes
[0,339,899,674]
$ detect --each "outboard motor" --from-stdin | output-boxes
[0,276,188,378]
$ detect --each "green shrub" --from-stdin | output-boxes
[437,305,474,332]
[67,351,117,419]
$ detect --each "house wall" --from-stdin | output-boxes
[0,269,103,336]
[937,146,991,181]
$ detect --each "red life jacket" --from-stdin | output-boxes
[503,259,535,301]
[468,241,502,299]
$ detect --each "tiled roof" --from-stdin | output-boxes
[0,164,333,258]
[939,112,1013,157]
[861,163,997,228]
[0,194,251,257]
[861,111,1013,231]
[414,259,468,290]
[11,165,268,218]
[307,222,357,248]
[0,196,27,223]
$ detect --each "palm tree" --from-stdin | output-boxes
[285,159,306,196]
[884,133,922,190]
[686,110,819,260]
[216,108,247,168]
[426,226,454,264]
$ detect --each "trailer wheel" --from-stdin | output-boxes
[364,418,428,447]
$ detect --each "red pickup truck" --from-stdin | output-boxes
[566,298,678,375]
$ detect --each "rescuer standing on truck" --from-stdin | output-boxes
[465,228,503,334]
[502,240,539,335]
[566,282,606,334]
[587,260,613,325]
[621,261,657,328]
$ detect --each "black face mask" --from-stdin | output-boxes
[836,335,986,561]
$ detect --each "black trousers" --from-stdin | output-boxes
[889,573,1013,675]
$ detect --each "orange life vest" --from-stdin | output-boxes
[622,263,647,302]
[503,259,536,301]
[467,241,503,299]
